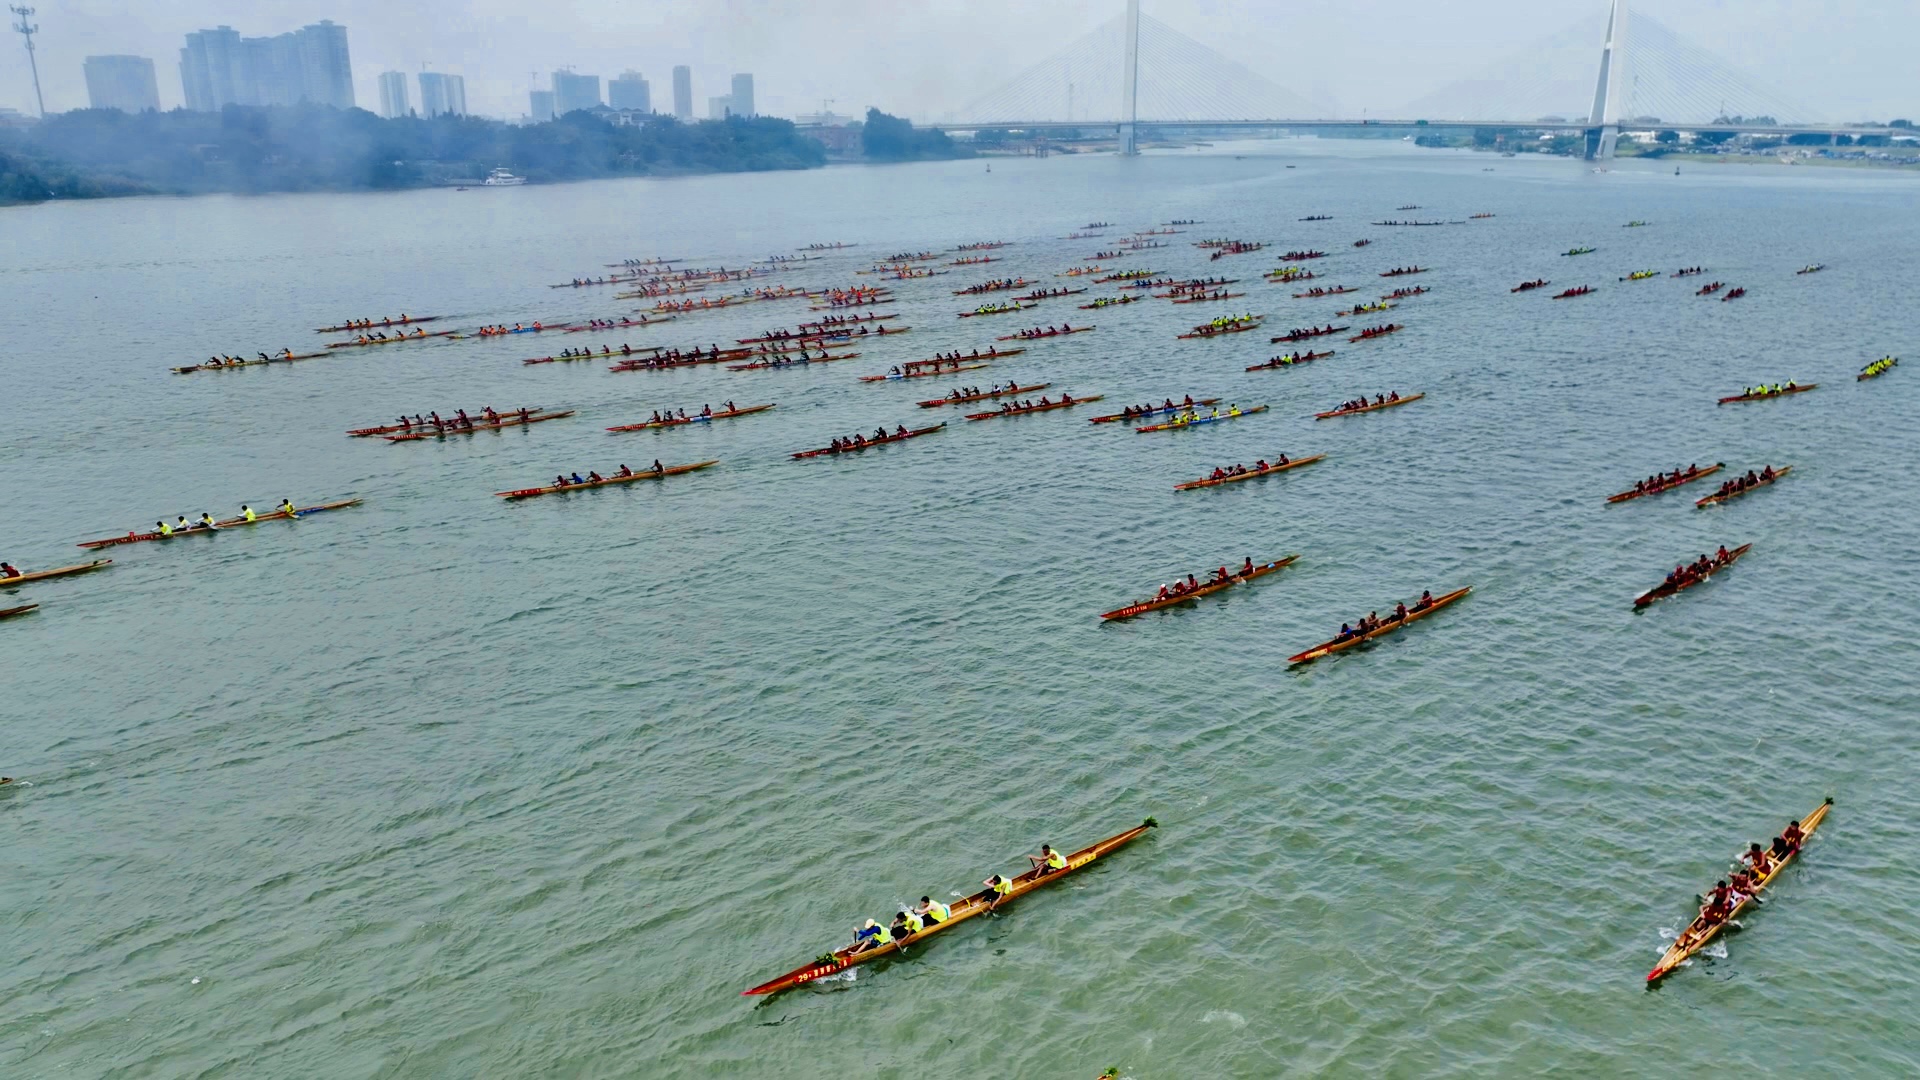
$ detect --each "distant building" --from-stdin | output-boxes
[377,71,410,118]
[708,95,733,120]
[552,71,601,116]
[529,89,555,122]
[83,55,161,112]
[178,20,353,111]
[417,72,466,118]
[796,110,852,127]
[298,21,355,107]
[609,70,650,113]
[730,73,754,117]
[671,65,692,120]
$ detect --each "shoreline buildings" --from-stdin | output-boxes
[417,72,466,118]
[377,71,409,118]
[179,20,353,111]
[672,66,692,120]
[83,55,161,112]
[609,70,650,113]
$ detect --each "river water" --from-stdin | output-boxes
[3,140,1918,1078]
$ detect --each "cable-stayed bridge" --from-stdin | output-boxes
[920,0,1900,160]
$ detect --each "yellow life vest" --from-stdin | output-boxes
[901,913,923,935]
[925,901,950,923]
[991,878,1013,896]
[157,522,173,536]
[1046,849,1067,870]
[243,508,257,522]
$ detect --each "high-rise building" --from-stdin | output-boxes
[729,73,754,117]
[707,95,733,120]
[179,26,241,111]
[551,71,601,116]
[608,70,650,113]
[83,55,161,112]
[178,20,353,111]
[529,89,555,122]
[418,72,466,118]
[377,71,409,118]
[671,65,692,120]
[298,21,355,108]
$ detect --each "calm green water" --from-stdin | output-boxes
[4,141,1919,1078]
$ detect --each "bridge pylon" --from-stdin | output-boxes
[1119,0,1141,155]
[1585,0,1628,161]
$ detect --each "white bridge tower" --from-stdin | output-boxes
[1119,0,1141,155]
[1586,0,1629,160]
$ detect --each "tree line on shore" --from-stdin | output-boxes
[0,105,968,204]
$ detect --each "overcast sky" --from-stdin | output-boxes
[6,0,1912,122]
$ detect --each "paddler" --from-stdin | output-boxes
[0,562,18,578]
[651,460,664,474]
[277,499,298,518]
[889,909,923,941]
[1741,842,1774,877]
[1781,819,1806,851]
[156,520,173,536]
[175,516,195,533]
[1029,845,1068,875]
[852,918,893,952]
[984,873,1016,910]
[913,896,951,925]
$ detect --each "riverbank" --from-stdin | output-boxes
[0,105,985,207]
[0,105,830,206]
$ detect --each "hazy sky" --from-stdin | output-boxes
[6,0,1912,122]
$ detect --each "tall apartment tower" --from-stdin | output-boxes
[179,26,242,111]
[608,70,650,113]
[296,20,354,108]
[729,73,754,117]
[178,20,353,110]
[377,71,410,118]
[671,65,692,120]
[551,70,601,116]
[529,89,555,122]
[418,72,466,117]
[83,55,161,112]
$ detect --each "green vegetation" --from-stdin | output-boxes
[0,145,149,202]
[0,105,828,204]
[860,108,973,162]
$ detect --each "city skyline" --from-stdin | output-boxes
[6,1,1916,122]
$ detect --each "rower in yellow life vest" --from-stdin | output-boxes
[277,499,298,518]
[240,505,257,522]
[985,873,1015,909]
[1029,844,1068,874]
[889,910,924,940]
[196,512,219,530]
[156,520,174,536]
[853,918,892,952]
[914,896,950,925]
